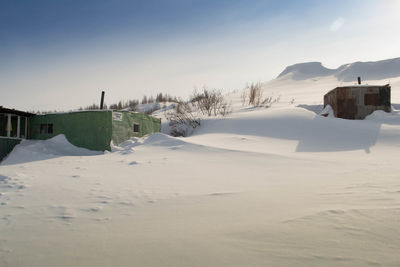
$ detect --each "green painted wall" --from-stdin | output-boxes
[0,138,21,161]
[29,111,112,151]
[112,111,161,145]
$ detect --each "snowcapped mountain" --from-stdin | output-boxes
[243,57,400,107]
[277,62,336,80]
[278,57,400,82]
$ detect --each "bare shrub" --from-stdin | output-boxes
[219,101,231,117]
[191,87,231,117]
[248,82,263,106]
[241,90,247,106]
[82,103,100,110]
[241,82,281,109]
[127,99,139,110]
[166,88,231,137]
[262,95,281,108]
[165,102,201,137]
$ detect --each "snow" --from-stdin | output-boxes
[278,57,400,82]
[132,101,176,114]
[1,135,101,166]
[1,59,400,266]
[277,62,336,80]
[320,104,334,117]
[222,73,400,111]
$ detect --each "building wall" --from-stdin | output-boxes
[324,85,391,120]
[0,114,28,138]
[29,111,112,151]
[356,86,391,119]
[0,138,21,161]
[111,111,161,145]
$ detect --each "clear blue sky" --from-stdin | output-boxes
[1,0,399,110]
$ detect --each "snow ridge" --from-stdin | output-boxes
[278,57,400,82]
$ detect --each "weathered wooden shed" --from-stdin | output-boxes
[323,84,391,119]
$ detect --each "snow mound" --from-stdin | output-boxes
[319,105,334,117]
[365,110,400,125]
[189,107,400,153]
[277,57,400,82]
[1,134,101,165]
[277,62,335,80]
[139,133,187,147]
[116,133,186,149]
[112,133,190,155]
[335,58,400,81]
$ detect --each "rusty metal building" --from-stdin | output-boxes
[323,84,391,119]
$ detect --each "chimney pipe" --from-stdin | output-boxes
[100,91,105,110]
[357,77,361,85]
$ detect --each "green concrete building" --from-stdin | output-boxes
[0,107,161,161]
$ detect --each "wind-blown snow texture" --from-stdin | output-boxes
[1,58,400,267]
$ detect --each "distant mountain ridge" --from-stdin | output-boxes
[277,57,400,82]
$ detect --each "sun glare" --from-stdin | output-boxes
[382,0,400,18]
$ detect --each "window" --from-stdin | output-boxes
[48,124,53,134]
[133,123,140,133]
[39,124,54,134]
[10,115,17,137]
[40,124,47,134]
[0,114,7,136]
[364,94,379,106]
[20,117,26,138]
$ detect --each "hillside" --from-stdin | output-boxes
[250,58,400,108]
[278,57,400,82]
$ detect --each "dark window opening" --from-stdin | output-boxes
[0,114,7,136]
[39,124,54,134]
[17,116,27,138]
[133,123,140,133]
[10,115,18,137]
[48,124,53,134]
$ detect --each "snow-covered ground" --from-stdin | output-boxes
[1,60,400,266]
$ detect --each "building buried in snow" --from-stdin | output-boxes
[323,84,391,120]
[0,107,35,161]
[0,108,161,161]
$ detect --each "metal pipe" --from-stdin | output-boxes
[100,91,105,110]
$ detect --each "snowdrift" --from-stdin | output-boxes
[277,62,336,80]
[189,107,400,154]
[1,134,102,165]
